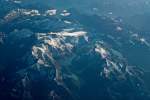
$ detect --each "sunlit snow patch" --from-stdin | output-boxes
[45,9,57,16]
[60,10,71,16]
[61,31,87,37]
[6,0,21,3]
[13,0,21,4]
[64,20,72,24]
[23,10,40,16]
[47,31,87,37]
[131,33,150,47]
[140,38,150,47]
[116,26,123,31]
[95,45,108,59]
[4,9,41,22]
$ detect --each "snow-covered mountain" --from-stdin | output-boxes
[0,0,150,100]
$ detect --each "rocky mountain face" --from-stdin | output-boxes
[0,0,150,100]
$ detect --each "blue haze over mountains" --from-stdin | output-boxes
[0,0,150,100]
